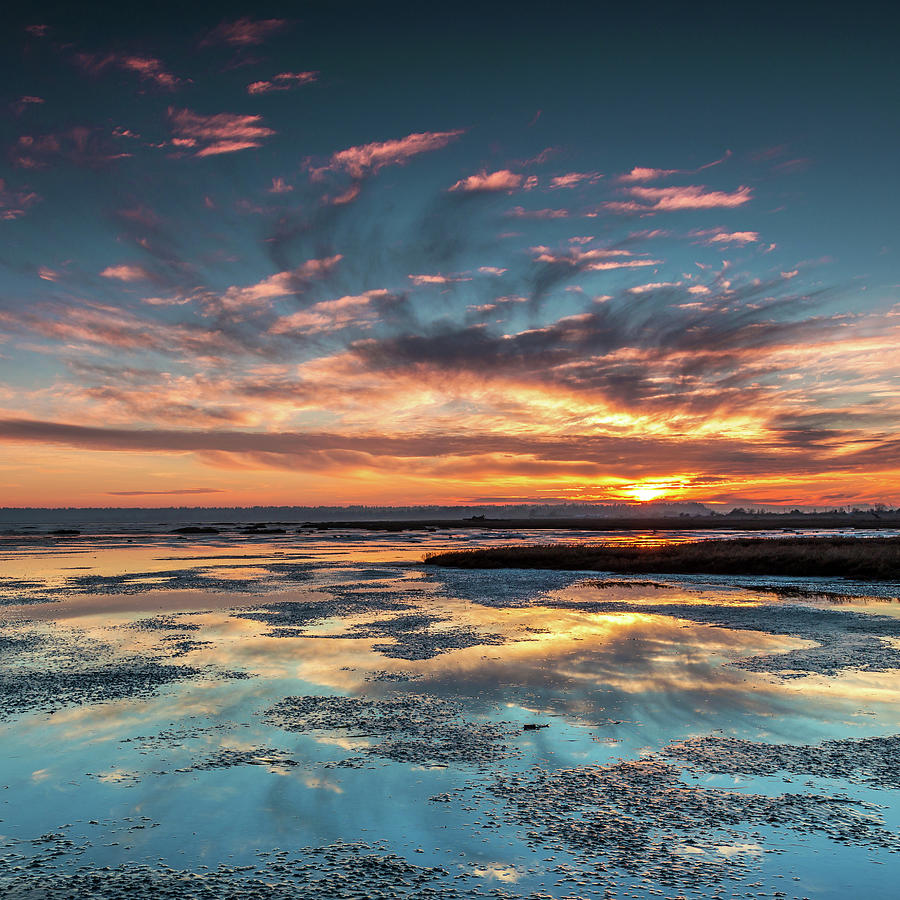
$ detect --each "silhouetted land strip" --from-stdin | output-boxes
[302,513,900,532]
[423,536,900,580]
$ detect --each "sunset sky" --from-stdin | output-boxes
[1,2,898,508]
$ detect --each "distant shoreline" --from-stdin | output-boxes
[299,514,900,532]
[423,535,900,581]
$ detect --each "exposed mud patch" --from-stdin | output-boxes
[266,693,516,765]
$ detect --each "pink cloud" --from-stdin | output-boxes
[329,184,361,205]
[12,96,44,115]
[628,281,681,293]
[617,154,731,184]
[269,290,392,335]
[12,128,131,169]
[617,166,679,183]
[0,179,40,220]
[268,177,293,194]
[217,256,343,310]
[168,108,275,157]
[531,245,662,272]
[26,25,49,37]
[449,169,526,193]
[506,206,569,219]
[549,172,602,189]
[607,184,752,213]
[247,71,318,94]
[202,17,288,47]
[531,246,633,264]
[100,264,151,282]
[693,229,759,245]
[408,274,472,286]
[313,130,464,180]
[77,53,181,90]
[478,266,507,275]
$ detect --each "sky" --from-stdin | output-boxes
[0,1,898,508]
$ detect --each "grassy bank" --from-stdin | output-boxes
[423,536,900,580]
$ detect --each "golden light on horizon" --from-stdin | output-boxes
[630,485,668,503]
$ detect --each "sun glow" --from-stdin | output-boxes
[630,485,667,503]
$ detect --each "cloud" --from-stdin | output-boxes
[449,169,527,193]
[507,206,569,219]
[530,245,652,268]
[202,17,288,47]
[107,488,224,495]
[0,301,254,361]
[216,256,343,310]
[76,53,181,90]
[607,185,752,213]
[268,177,293,194]
[100,264,151,282]
[549,172,602,189]
[0,179,40,220]
[167,108,276,157]
[692,229,760,245]
[12,128,131,168]
[248,71,318,94]
[269,290,398,335]
[709,231,759,245]
[617,166,680,183]
[408,274,471,285]
[617,153,732,183]
[312,130,464,180]
[11,95,44,115]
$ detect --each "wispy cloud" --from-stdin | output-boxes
[107,488,224,495]
[215,257,343,310]
[269,290,398,335]
[11,95,44,116]
[76,53,181,90]
[408,273,472,285]
[248,71,318,95]
[549,172,602,189]
[12,128,131,168]
[167,107,275,157]
[311,130,464,180]
[100,264,151,282]
[607,184,752,213]
[0,178,40,220]
[692,229,760,245]
[201,17,288,47]
[617,166,680,183]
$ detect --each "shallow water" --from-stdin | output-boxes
[1,528,899,898]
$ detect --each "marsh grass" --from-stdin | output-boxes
[424,536,900,580]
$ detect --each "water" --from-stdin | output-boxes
[1,527,898,898]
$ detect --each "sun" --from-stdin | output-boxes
[631,485,666,503]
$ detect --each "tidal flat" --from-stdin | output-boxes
[1,526,900,898]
